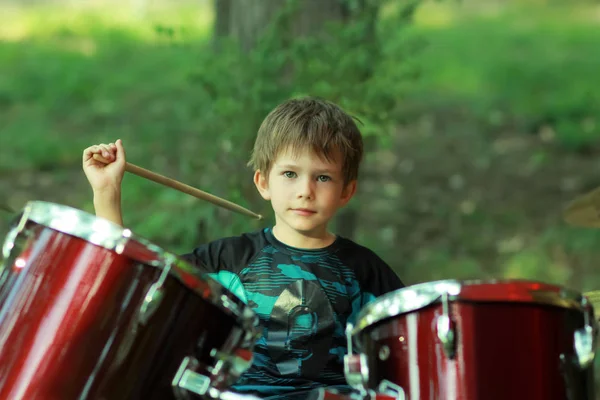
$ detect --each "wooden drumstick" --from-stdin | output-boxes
[92,154,263,220]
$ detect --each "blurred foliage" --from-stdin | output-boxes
[1,0,600,296]
[409,2,600,152]
[2,0,600,386]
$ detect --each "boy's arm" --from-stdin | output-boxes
[82,139,126,226]
[93,190,124,226]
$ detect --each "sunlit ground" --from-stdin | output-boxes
[2,2,600,383]
[2,1,600,283]
[0,0,213,43]
[3,1,599,42]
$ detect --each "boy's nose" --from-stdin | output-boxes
[296,178,314,199]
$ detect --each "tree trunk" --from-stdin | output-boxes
[214,0,377,52]
[209,0,385,240]
[213,0,232,39]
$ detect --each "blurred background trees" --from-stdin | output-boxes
[2,0,600,300]
[2,0,600,386]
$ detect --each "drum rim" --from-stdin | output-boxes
[351,278,585,339]
[11,201,260,336]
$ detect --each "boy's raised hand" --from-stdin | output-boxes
[82,139,126,195]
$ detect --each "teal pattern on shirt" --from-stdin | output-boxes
[183,228,403,399]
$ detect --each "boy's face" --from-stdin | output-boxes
[254,147,356,244]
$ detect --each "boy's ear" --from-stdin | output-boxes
[254,170,271,200]
[340,180,357,206]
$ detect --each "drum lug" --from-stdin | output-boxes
[1,226,21,283]
[436,292,456,359]
[574,326,595,369]
[2,210,29,262]
[138,261,171,325]
[172,355,259,400]
[172,356,212,399]
[138,282,165,325]
[344,324,370,395]
[344,353,370,395]
[209,347,254,379]
[377,380,406,400]
[2,226,20,261]
[1,213,31,291]
[573,297,596,369]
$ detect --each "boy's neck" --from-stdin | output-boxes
[272,225,336,249]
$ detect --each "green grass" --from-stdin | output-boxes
[3,1,600,170]
[3,0,600,384]
[2,0,600,286]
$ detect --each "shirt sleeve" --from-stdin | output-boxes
[339,241,405,327]
[180,240,225,274]
[361,251,405,297]
[179,233,263,303]
[338,239,404,303]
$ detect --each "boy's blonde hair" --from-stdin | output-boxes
[248,97,364,184]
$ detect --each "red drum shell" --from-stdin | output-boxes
[352,280,596,400]
[310,388,397,400]
[0,202,259,400]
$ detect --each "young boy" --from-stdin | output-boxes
[82,97,404,399]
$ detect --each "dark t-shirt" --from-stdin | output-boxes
[181,228,404,399]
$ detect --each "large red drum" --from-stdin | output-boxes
[0,201,261,400]
[343,280,597,400]
[311,388,398,400]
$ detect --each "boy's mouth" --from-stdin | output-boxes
[292,208,316,216]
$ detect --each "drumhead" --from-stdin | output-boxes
[11,201,260,334]
[352,279,585,338]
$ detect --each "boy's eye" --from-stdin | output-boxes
[317,175,331,182]
[283,171,297,178]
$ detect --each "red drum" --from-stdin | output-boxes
[344,280,597,400]
[313,388,399,400]
[0,201,261,400]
